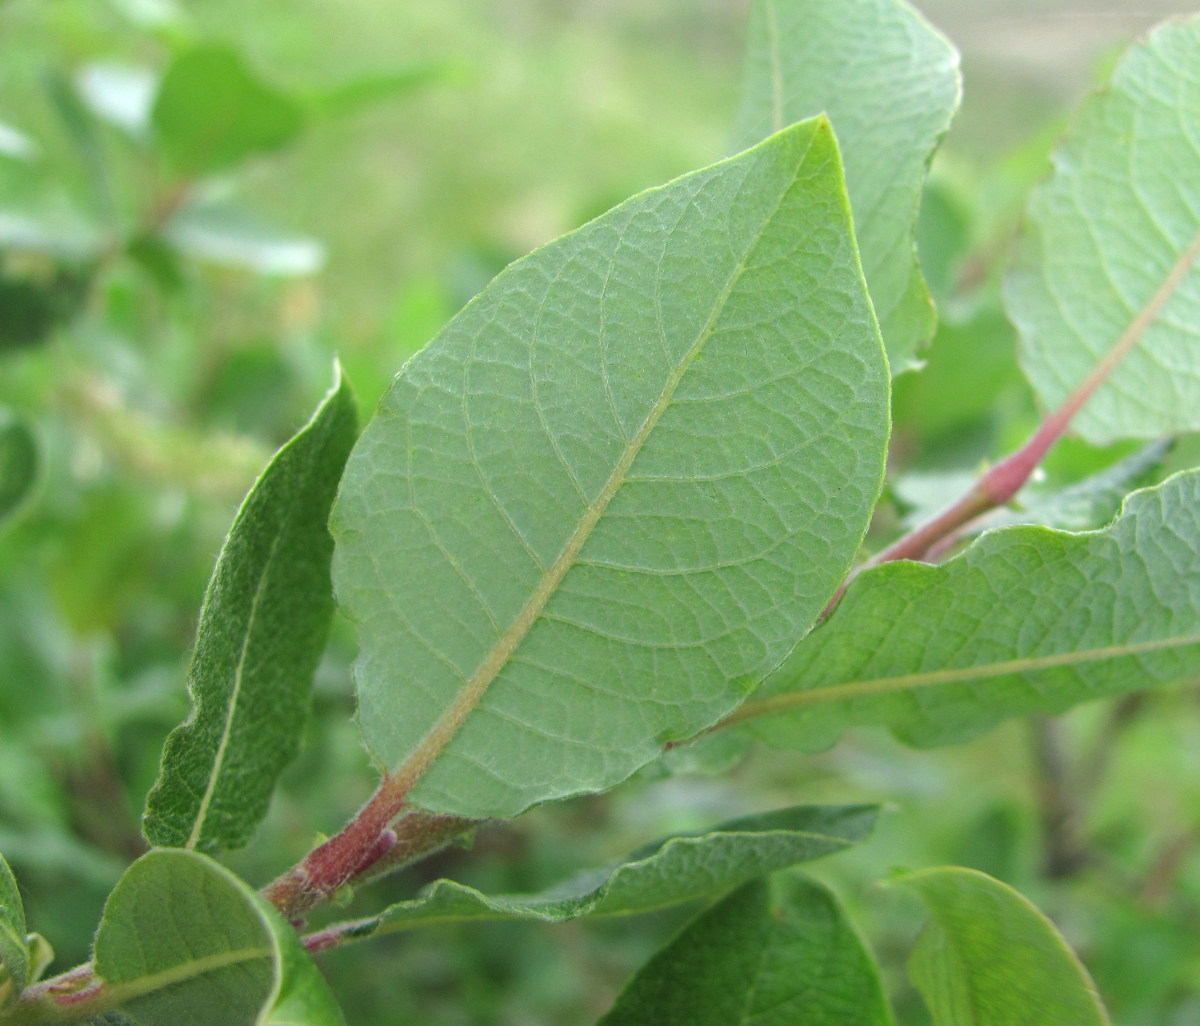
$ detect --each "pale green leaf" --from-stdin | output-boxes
[598,871,891,1026]
[324,805,877,940]
[164,195,324,276]
[93,849,344,1026]
[76,63,157,138]
[735,470,1200,752]
[143,371,357,853]
[0,851,28,1002]
[896,866,1111,1026]
[0,413,37,526]
[332,118,890,819]
[731,0,960,371]
[1006,17,1200,444]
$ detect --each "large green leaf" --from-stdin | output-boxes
[143,371,357,853]
[597,871,891,1026]
[733,470,1200,752]
[152,45,305,177]
[731,0,960,371]
[896,867,1111,1026]
[317,805,876,941]
[92,849,344,1026]
[332,118,890,819]
[1006,17,1200,444]
[0,852,28,1004]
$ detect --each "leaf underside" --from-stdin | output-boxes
[332,118,890,819]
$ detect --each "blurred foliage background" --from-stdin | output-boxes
[1,1,1198,1023]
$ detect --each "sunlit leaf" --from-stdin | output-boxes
[332,118,890,819]
[164,194,324,276]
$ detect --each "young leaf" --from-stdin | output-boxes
[732,470,1200,752]
[731,0,960,371]
[0,414,37,526]
[142,370,357,853]
[317,805,877,941]
[597,871,891,1026]
[1006,17,1200,444]
[152,45,305,177]
[332,118,890,820]
[895,866,1111,1026]
[0,851,29,1002]
[93,849,344,1026]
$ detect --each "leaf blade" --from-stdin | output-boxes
[731,0,961,371]
[332,119,891,819]
[143,370,357,853]
[0,851,29,1002]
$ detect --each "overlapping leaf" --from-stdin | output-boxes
[143,371,357,853]
[322,805,876,940]
[598,871,890,1025]
[896,867,1111,1026]
[733,470,1200,752]
[1006,17,1200,444]
[731,0,961,370]
[332,118,890,819]
[93,849,344,1026]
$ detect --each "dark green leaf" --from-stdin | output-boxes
[152,45,305,176]
[0,414,37,526]
[735,470,1200,752]
[731,0,960,371]
[142,370,357,853]
[896,866,1111,1026]
[94,849,344,1026]
[598,871,891,1025]
[332,119,890,819]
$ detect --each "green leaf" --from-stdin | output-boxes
[598,871,892,1026]
[143,370,357,853]
[0,851,29,1003]
[0,120,37,161]
[0,413,37,526]
[302,64,459,120]
[731,0,960,371]
[332,118,890,819]
[152,45,305,177]
[1006,17,1200,444]
[895,866,1111,1026]
[76,62,158,139]
[93,849,344,1026]
[326,805,877,940]
[735,470,1200,752]
[164,194,324,276]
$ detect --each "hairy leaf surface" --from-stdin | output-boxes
[1006,17,1200,443]
[0,852,27,1001]
[333,119,890,819]
[143,371,357,852]
[734,471,1200,751]
[94,850,344,1026]
[897,867,1111,1026]
[324,805,876,939]
[731,0,960,371]
[598,871,891,1025]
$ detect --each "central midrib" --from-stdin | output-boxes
[386,143,811,800]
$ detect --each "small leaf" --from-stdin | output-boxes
[329,805,877,939]
[152,45,304,176]
[333,118,890,819]
[895,866,1111,1026]
[731,0,961,371]
[76,62,158,139]
[0,851,29,1001]
[142,370,357,853]
[598,871,891,1026]
[1006,17,1200,444]
[734,470,1200,752]
[164,194,324,276]
[0,413,37,526]
[94,849,344,1026]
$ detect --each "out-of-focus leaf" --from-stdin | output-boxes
[0,121,37,162]
[93,849,344,1025]
[164,195,323,275]
[731,0,960,371]
[0,210,103,259]
[1006,17,1200,444]
[152,45,305,176]
[0,413,37,525]
[76,63,158,139]
[735,471,1200,752]
[896,866,1111,1026]
[325,805,877,940]
[332,119,890,819]
[598,871,891,1025]
[142,371,356,854]
[0,266,92,351]
[302,64,460,120]
[0,851,29,1003]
